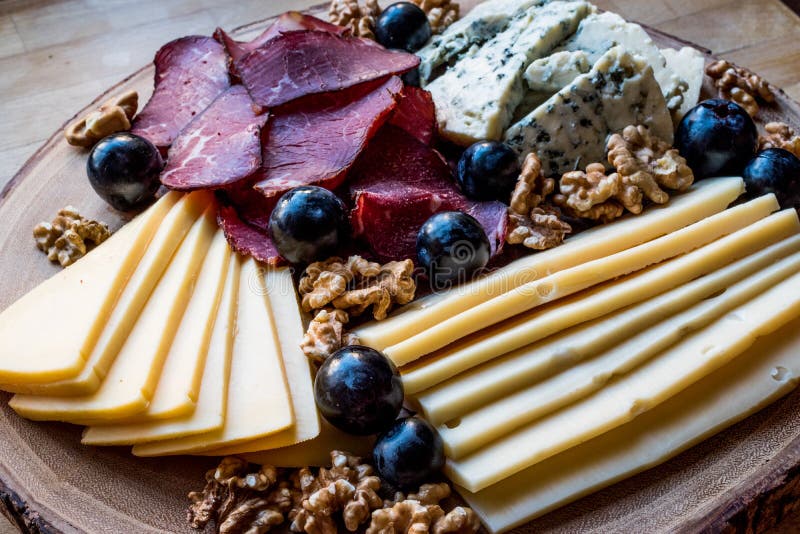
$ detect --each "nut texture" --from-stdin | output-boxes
[65,90,138,147]
[33,206,111,267]
[300,309,359,363]
[329,0,381,38]
[759,122,800,158]
[409,0,461,34]
[706,59,774,117]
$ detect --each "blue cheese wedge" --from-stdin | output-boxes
[426,1,593,145]
[416,0,545,84]
[554,12,687,119]
[524,49,591,92]
[662,46,706,121]
[504,46,673,176]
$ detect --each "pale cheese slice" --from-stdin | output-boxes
[3,191,211,395]
[132,257,294,456]
[10,205,217,423]
[81,254,240,446]
[441,245,800,458]
[661,46,705,121]
[446,269,800,492]
[355,177,745,351]
[0,191,180,385]
[242,419,375,468]
[417,233,800,424]
[390,195,784,370]
[198,267,320,455]
[459,315,800,533]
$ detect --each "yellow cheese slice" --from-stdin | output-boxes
[198,267,320,455]
[132,257,294,456]
[446,269,800,492]
[0,191,181,385]
[398,199,789,392]
[417,233,800,424]
[387,194,780,368]
[80,254,240,446]
[441,245,800,458]
[242,419,374,468]
[459,315,800,534]
[3,191,211,395]
[10,205,217,423]
[354,177,744,351]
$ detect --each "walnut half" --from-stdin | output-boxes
[759,122,800,158]
[65,90,138,147]
[706,59,774,117]
[329,0,381,38]
[33,206,111,267]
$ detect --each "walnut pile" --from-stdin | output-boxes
[33,206,111,267]
[329,0,381,39]
[188,452,481,534]
[555,125,694,223]
[706,59,774,117]
[409,0,460,34]
[506,152,572,250]
[300,309,360,363]
[759,122,800,158]
[65,90,138,147]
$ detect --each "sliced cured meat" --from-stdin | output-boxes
[221,180,280,230]
[132,36,230,152]
[387,86,436,145]
[254,76,403,198]
[217,202,285,266]
[236,31,419,109]
[349,125,507,262]
[214,12,347,69]
[160,86,268,190]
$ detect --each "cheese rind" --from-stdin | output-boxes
[355,178,745,352]
[390,195,783,371]
[459,316,800,533]
[132,257,294,456]
[200,267,320,455]
[504,46,673,176]
[446,270,800,492]
[440,245,800,457]
[417,233,800,424]
[81,254,240,446]
[10,205,218,422]
[0,191,181,385]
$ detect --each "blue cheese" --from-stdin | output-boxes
[416,0,545,85]
[524,50,591,92]
[427,1,593,145]
[504,46,674,176]
[662,46,706,121]
[554,12,687,119]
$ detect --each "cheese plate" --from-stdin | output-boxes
[1,2,800,533]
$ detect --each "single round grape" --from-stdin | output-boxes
[743,148,800,210]
[375,3,432,53]
[373,417,445,490]
[456,141,521,201]
[416,211,490,290]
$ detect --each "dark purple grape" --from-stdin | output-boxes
[86,132,163,211]
[743,148,800,210]
[675,99,757,179]
[375,3,431,53]
[456,140,520,201]
[417,211,490,290]
[314,346,404,436]
[373,417,445,490]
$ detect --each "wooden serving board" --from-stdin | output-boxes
[1,4,800,534]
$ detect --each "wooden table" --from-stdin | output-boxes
[0,1,798,533]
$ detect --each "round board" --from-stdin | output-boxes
[2,5,800,534]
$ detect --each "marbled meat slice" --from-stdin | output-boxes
[236,30,419,109]
[217,202,285,266]
[254,76,403,198]
[349,125,507,262]
[214,12,347,69]
[132,36,230,152]
[387,86,436,145]
[160,86,268,190]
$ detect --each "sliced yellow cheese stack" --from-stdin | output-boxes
[447,269,800,492]
[81,253,240,446]
[132,257,295,456]
[417,233,800,424]
[459,315,800,533]
[10,204,217,422]
[354,177,744,351]
[0,191,180,385]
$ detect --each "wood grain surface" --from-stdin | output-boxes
[0,1,799,534]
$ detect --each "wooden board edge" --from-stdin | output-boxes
[0,476,62,534]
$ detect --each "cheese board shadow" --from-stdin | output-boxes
[1,2,800,533]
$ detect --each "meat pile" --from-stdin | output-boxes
[133,11,508,265]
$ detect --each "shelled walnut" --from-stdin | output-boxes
[33,206,111,267]
[329,0,381,38]
[554,163,628,222]
[409,0,460,34]
[759,122,800,158]
[507,153,571,250]
[300,309,359,363]
[65,90,138,147]
[706,59,774,117]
